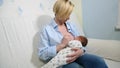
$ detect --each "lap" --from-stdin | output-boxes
[76,53,105,63]
[75,53,108,68]
[62,62,83,68]
[61,53,108,68]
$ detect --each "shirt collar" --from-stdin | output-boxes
[65,21,71,32]
[50,19,71,32]
[50,18,58,29]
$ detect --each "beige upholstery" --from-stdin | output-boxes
[86,38,120,68]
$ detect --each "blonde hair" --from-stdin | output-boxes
[53,0,74,19]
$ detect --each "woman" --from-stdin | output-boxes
[38,0,108,68]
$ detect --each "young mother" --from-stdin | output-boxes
[38,0,108,68]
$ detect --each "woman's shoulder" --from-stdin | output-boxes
[40,23,51,32]
[40,20,56,33]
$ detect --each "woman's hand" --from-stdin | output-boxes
[57,35,73,52]
[66,48,83,63]
[61,35,73,46]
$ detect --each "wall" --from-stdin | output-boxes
[0,0,83,68]
[0,0,55,68]
[82,0,120,40]
[71,0,83,26]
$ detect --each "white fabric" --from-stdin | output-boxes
[86,38,120,62]
[105,59,120,68]
[41,40,83,68]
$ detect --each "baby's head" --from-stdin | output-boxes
[75,36,88,47]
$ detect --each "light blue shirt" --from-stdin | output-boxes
[38,19,83,61]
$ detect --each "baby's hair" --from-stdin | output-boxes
[77,36,88,47]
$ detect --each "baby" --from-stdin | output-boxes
[41,36,88,68]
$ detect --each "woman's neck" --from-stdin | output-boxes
[54,17,64,26]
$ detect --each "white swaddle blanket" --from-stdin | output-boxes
[41,40,83,68]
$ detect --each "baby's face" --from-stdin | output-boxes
[74,36,81,42]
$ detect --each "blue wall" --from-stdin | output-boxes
[82,0,120,40]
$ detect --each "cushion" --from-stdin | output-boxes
[86,38,120,62]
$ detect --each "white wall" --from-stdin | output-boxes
[0,0,55,68]
[0,0,83,68]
